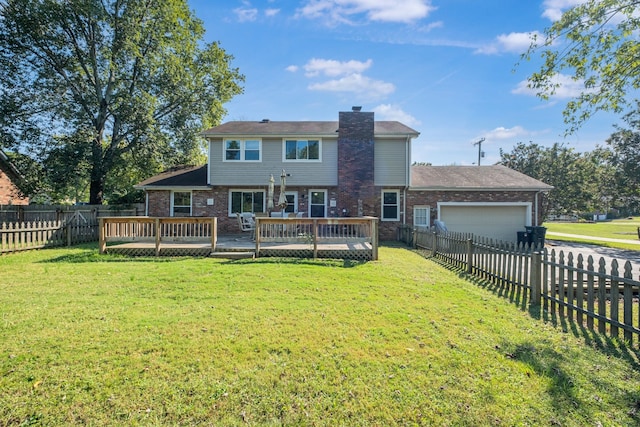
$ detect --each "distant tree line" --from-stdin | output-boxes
[499,109,640,219]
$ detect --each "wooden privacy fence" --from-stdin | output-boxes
[0,220,98,253]
[0,204,143,224]
[399,226,640,347]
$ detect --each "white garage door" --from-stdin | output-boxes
[439,204,529,243]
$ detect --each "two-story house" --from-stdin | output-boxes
[136,107,552,241]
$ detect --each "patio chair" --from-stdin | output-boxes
[236,213,255,239]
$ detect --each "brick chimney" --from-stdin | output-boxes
[337,106,376,217]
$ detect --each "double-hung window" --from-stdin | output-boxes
[413,205,431,229]
[230,190,265,215]
[284,139,320,161]
[381,190,400,221]
[172,191,192,217]
[224,139,261,161]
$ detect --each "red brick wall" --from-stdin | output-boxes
[0,168,28,205]
[144,187,546,241]
[337,110,376,218]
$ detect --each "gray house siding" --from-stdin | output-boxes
[374,138,409,186]
[208,137,338,186]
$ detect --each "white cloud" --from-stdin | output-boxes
[297,0,435,25]
[285,65,299,73]
[265,8,280,17]
[234,7,258,22]
[483,126,528,141]
[304,58,373,77]
[512,73,593,99]
[542,0,587,21]
[373,104,420,127]
[475,31,541,55]
[308,73,395,99]
[419,21,443,32]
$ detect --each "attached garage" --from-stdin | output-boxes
[408,165,553,243]
[438,202,530,243]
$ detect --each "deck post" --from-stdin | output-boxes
[371,218,379,261]
[255,218,261,257]
[155,218,161,256]
[313,220,318,259]
[211,217,217,252]
[99,218,106,254]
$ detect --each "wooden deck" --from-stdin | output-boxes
[99,217,378,260]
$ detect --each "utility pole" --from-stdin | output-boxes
[474,137,485,166]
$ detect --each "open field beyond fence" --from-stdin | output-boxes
[1,244,640,425]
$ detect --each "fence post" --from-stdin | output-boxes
[66,221,72,247]
[432,231,437,257]
[530,251,542,305]
[466,238,473,274]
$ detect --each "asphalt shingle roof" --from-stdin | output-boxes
[410,165,553,190]
[201,120,419,137]
[135,165,208,188]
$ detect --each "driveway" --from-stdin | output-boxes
[545,239,640,274]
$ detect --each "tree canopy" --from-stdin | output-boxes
[524,0,640,132]
[0,0,244,204]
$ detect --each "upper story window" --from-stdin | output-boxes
[224,139,261,161]
[284,139,320,161]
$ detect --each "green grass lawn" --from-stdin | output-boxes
[544,217,640,250]
[1,244,640,426]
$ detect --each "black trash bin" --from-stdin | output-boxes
[529,226,547,247]
[517,231,529,245]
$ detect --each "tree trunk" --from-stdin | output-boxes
[89,176,105,205]
[89,135,105,205]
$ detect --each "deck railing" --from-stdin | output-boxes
[99,217,217,255]
[255,217,379,260]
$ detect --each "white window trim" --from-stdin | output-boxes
[381,189,400,222]
[170,190,192,217]
[282,138,322,162]
[228,189,266,216]
[223,138,262,162]
[308,189,327,218]
[284,191,298,213]
[413,205,431,228]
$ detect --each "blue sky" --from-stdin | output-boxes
[188,0,619,165]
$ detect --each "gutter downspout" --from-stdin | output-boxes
[403,135,411,226]
[534,192,538,226]
[145,191,149,216]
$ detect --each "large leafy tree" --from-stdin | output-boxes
[524,0,640,132]
[499,142,600,217]
[0,0,243,204]
[604,108,640,213]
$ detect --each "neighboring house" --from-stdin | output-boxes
[0,150,29,205]
[136,107,552,241]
